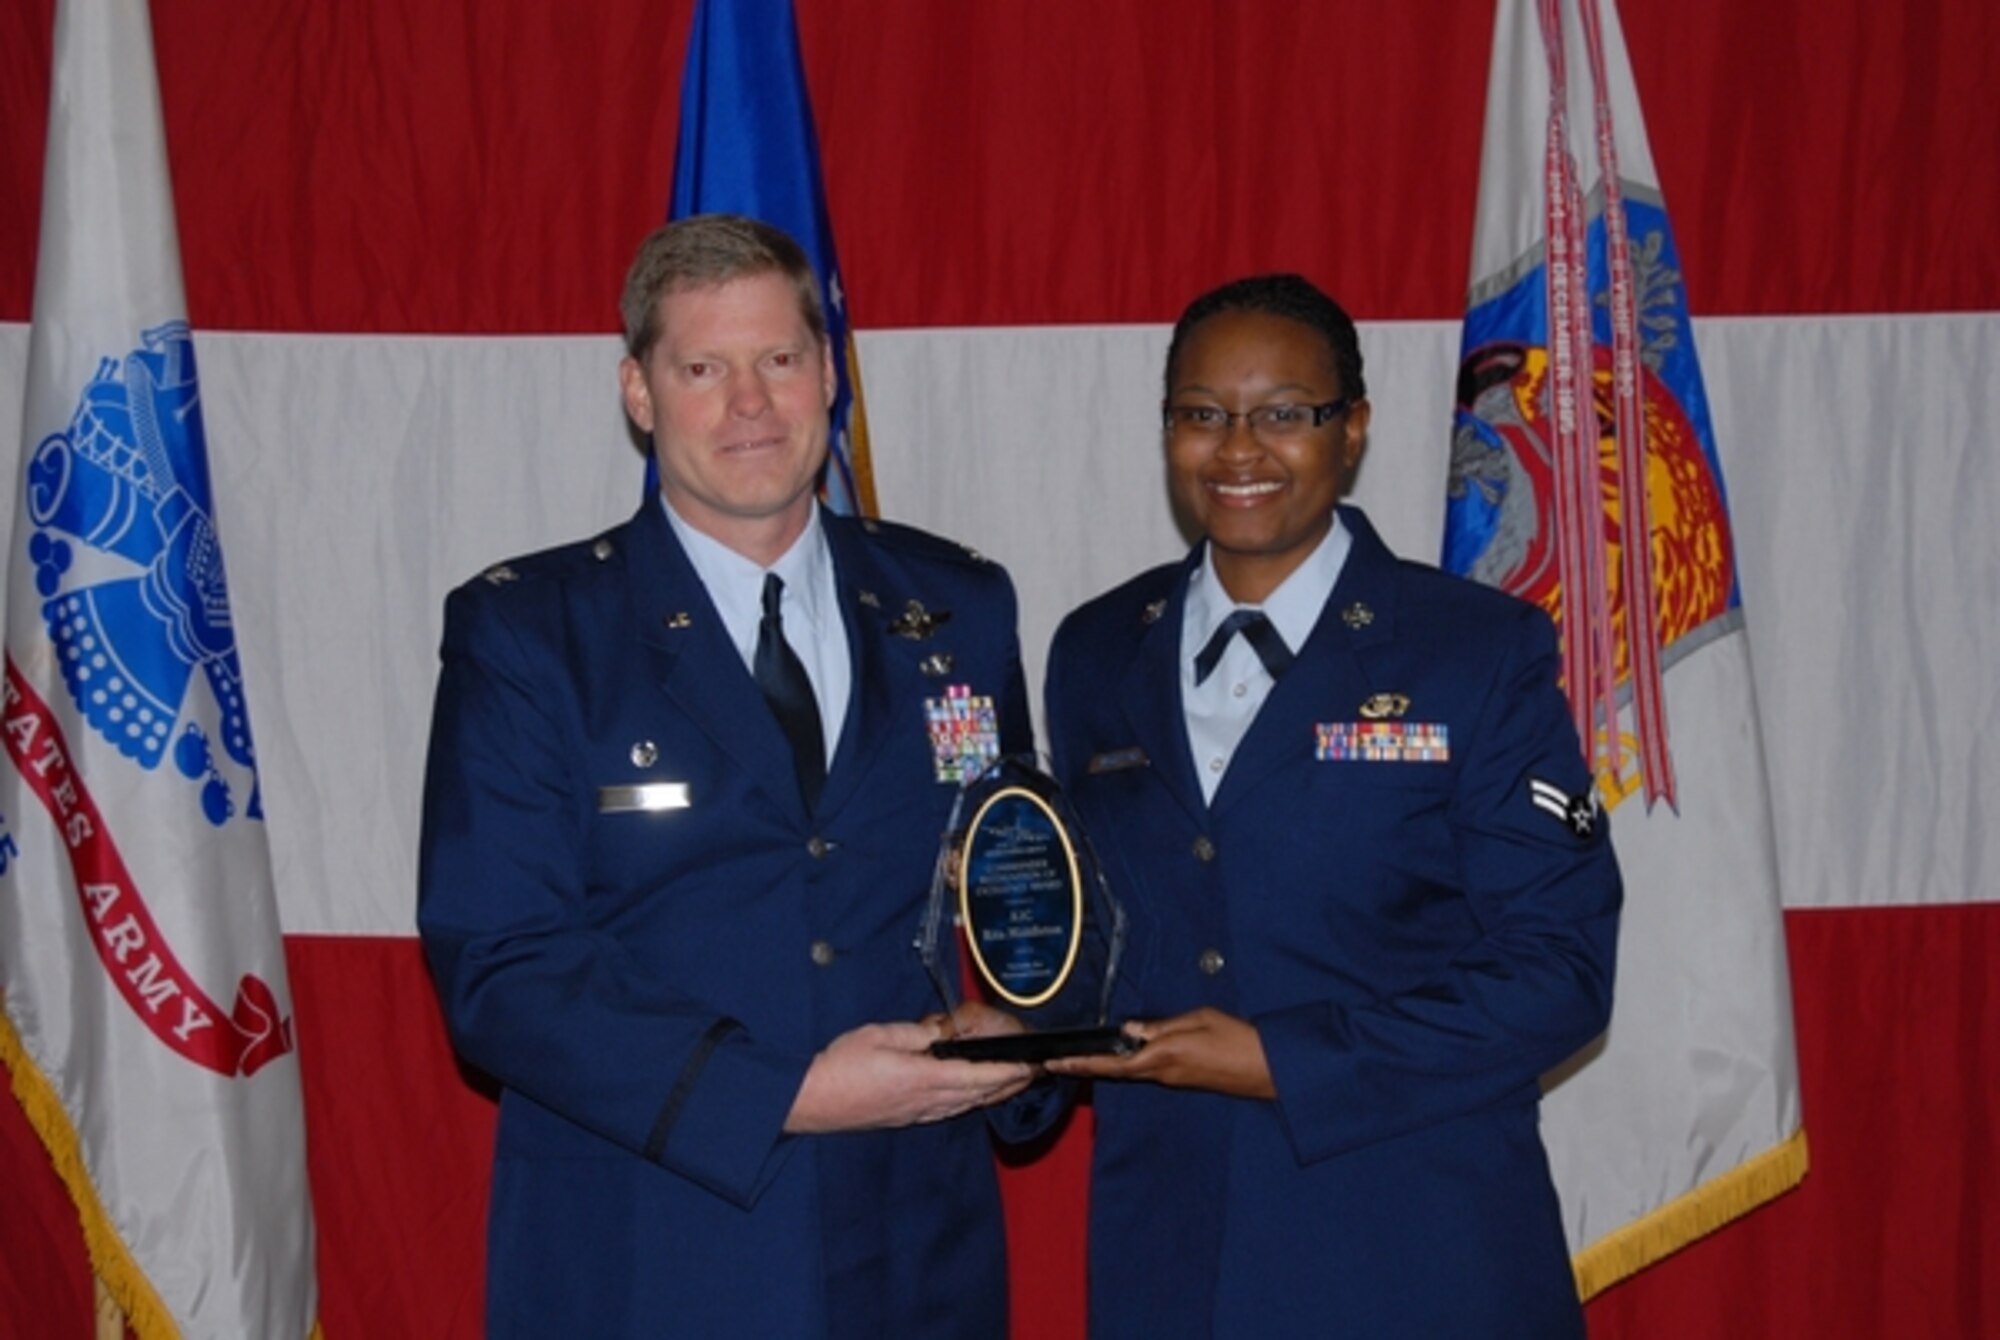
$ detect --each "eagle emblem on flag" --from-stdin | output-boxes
[22,321,260,828]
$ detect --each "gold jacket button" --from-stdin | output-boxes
[1197,948,1225,976]
[809,940,837,967]
[1191,836,1217,862]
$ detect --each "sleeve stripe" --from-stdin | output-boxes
[644,1017,744,1163]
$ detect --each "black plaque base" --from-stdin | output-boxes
[930,1025,1142,1063]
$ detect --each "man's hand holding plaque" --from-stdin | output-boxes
[919,754,1138,1062]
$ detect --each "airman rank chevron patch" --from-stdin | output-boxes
[1529,777,1602,841]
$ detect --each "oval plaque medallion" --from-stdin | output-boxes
[955,785,1084,1008]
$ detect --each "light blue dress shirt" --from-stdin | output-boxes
[1180,516,1351,803]
[664,498,851,765]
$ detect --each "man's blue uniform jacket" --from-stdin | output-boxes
[1045,507,1621,1339]
[419,499,1037,1337]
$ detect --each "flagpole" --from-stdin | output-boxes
[94,1278,123,1340]
[668,0,876,517]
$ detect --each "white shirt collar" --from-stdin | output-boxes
[661,497,833,662]
[1183,512,1351,664]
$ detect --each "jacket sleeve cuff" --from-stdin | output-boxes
[645,1022,810,1209]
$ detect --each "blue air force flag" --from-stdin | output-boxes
[1445,0,1806,1296]
[669,0,877,516]
[0,1,319,1334]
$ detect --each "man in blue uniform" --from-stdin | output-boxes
[1046,274,1621,1337]
[419,215,1041,1337]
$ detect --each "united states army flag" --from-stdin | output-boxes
[0,1,320,1333]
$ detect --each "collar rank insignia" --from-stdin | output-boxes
[662,611,692,630]
[1341,602,1375,629]
[1529,778,1602,842]
[1142,599,1168,625]
[857,590,881,609]
[889,599,951,640]
[1358,692,1410,720]
[481,563,518,586]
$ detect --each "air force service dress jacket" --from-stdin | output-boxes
[418,498,1038,1338]
[1045,507,1621,1339]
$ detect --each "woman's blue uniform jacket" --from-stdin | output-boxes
[1045,507,1621,1339]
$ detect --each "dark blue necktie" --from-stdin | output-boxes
[1192,609,1293,686]
[755,574,825,810]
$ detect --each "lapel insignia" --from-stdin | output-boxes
[920,652,955,677]
[858,589,881,609]
[889,599,952,640]
[591,537,615,561]
[925,684,1000,783]
[1358,692,1410,720]
[1530,778,1603,842]
[629,740,658,767]
[663,611,692,630]
[1141,599,1167,625]
[1087,746,1150,774]
[1315,722,1449,763]
[1340,601,1375,629]
[480,563,518,586]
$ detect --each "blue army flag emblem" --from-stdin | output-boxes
[23,321,260,826]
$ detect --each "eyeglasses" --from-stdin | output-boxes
[1163,399,1351,442]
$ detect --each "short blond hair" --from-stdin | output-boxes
[619,214,827,359]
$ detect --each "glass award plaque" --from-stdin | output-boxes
[920,754,1133,1061]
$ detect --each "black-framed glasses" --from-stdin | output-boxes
[1163,399,1351,442]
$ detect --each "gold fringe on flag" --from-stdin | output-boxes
[4,1011,330,1337]
[1572,1125,1810,1300]
[5,1008,327,1338]
[1,1010,176,1336]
